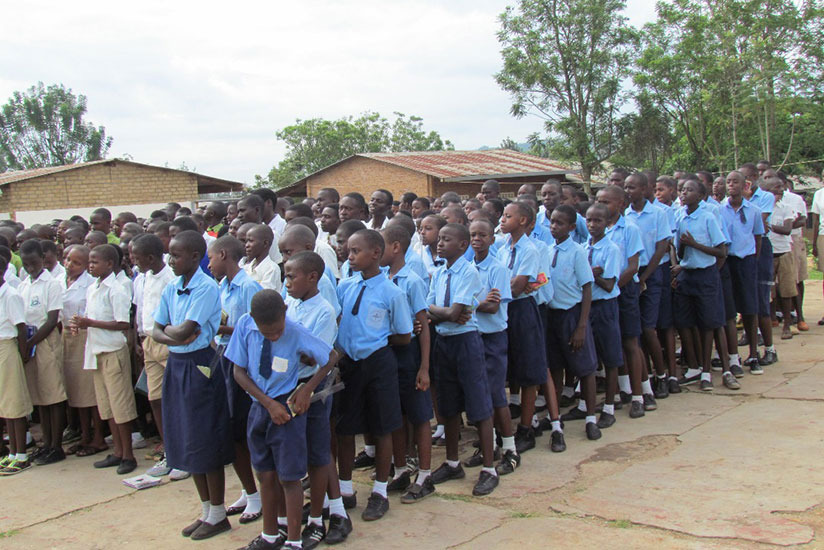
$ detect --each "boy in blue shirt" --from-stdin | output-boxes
[336,229,412,521]
[428,224,498,496]
[229,290,339,550]
[278,225,341,317]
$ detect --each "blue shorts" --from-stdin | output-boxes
[336,346,402,437]
[546,304,598,377]
[720,262,736,321]
[617,280,642,339]
[507,297,548,386]
[639,265,662,329]
[481,331,508,409]
[673,266,725,330]
[392,338,433,426]
[656,262,673,329]
[218,354,252,443]
[299,375,333,468]
[757,239,774,316]
[434,331,493,423]
[247,398,307,480]
[590,299,624,369]
[727,254,758,316]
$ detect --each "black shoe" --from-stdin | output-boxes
[730,363,745,378]
[361,492,389,521]
[342,492,357,510]
[325,514,352,544]
[301,522,326,550]
[560,406,588,421]
[759,349,778,365]
[629,400,645,418]
[678,372,701,386]
[29,445,47,461]
[699,378,713,391]
[463,447,500,467]
[668,378,682,394]
[643,393,657,411]
[353,449,375,469]
[654,377,669,399]
[400,476,435,503]
[472,470,499,496]
[597,412,615,428]
[94,454,122,469]
[596,400,621,413]
[34,447,65,466]
[431,461,465,484]
[538,416,553,432]
[508,403,521,419]
[182,519,202,538]
[532,421,543,437]
[585,422,601,440]
[387,470,411,492]
[116,458,137,475]
[535,399,548,413]
[301,502,330,524]
[495,449,520,475]
[514,424,535,454]
[433,435,446,446]
[190,517,231,540]
[738,334,749,346]
[619,391,632,404]
[550,430,566,453]
[236,534,284,549]
[711,357,723,371]
[559,394,576,408]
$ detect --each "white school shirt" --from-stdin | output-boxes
[267,216,286,264]
[50,262,66,281]
[4,263,20,289]
[811,188,824,235]
[782,191,806,238]
[17,269,63,328]
[769,198,795,254]
[84,273,131,354]
[315,240,341,279]
[115,270,133,299]
[61,270,95,321]
[133,264,176,336]
[240,255,282,292]
[0,283,25,339]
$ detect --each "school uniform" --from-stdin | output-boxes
[536,211,589,244]
[133,265,176,401]
[749,187,776,316]
[530,237,554,371]
[268,216,286,264]
[115,269,133,299]
[530,222,554,246]
[4,263,20,289]
[404,246,429,283]
[18,269,65,406]
[673,203,727,331]
[85,273,137,424]
[61,271,96,408]
[625,200,672,329]
[0,283,33,419]
[769,196,798,299]
[226,315,331,479]
[315,239,341,280]
[240,255,282,292]
[285,292,337,467]
[546,238,598,377]
[605,216,644,339]
[154,267,233,474]
[474,253,512,410]
[720,198,764,317]
[50,262,66,281]
[339,259,356,280]
[420,247,444,279]
[335,272,412,436]
[783,190,807,284]
[653,199,677,331]
[586,237,623,369]
[811,188,824,273]
[428,257,492,422]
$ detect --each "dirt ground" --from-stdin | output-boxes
[2,282,824,549]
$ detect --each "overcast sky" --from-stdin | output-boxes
[1,0,658,184]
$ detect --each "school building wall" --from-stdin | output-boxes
[305,157,431,200]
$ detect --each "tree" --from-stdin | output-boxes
[495,0,638,193]
[0,82,112,171]
[256,112,453,189]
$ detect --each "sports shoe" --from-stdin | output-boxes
[131,433,147,449]
[0,458,31,476]
[643,393,657,411]
[597,412,615,428]
[654,376,669,399]
[361,492,389,521]
[400,476,435,503]
[508,403,521,419]
[35,447,65,466]
[699,379,713,392]
[759,349,778,365]
[431,462,465,484]
[710,358,722,372]
[0,455,13,468]
[325,514,352,544]
[514,424,535,454]
[585,422,601,440]
[722,372,741,390]
[463,447,500,468]
[146,457,172,477]
[560,406,587,422]
[495,449,520,475]
[472,470,499,496]
[549,430,566,453]
[619,391,632,404]
[342,492,357,510]
[169,469,191,481]
[301,503,330,524]
[745,357,763,375]
[352,449,375,469]
[301,521,326,550]
[62,427,81,444]
[668,378,682,394]
[678,372,701,386]
[629,400,645,418]
[729,363,745,378]
[386,470,411,492]
[236,534,283,549]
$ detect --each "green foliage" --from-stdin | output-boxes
[0,82,112,171]
[256,112,453,189]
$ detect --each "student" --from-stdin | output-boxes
[286,216,340,279]
[411,197,430,220]
[336,229,413,521]
[0,254,34,475]
[152,230,233,541]
[278,226,341,317]
[379,226,435,501]
[368,189,393,230]
[241,224,282,292]
[18,238,67,465]
[90,208,120,245]
[41,240,66,281]
[386,215,428,282]
[319,205,340,248]
[204,202,227,237]
[338,193,368,224]
[69,245,139,473]
[764,177,798,341]
[418,214,447,277]
[335,220,368,280]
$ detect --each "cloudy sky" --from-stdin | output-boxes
[1,0,658,184]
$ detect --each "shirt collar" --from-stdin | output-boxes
[474,252,495,269]
[587,236,608,249]
[445,255,469,274]
[554,237,574,251]
[223,268,252,290]
[98,272,118,288]
[390,263,412,280]
[174,266,205,290]
[683,202,704,219]
[357,271,386,289]
[31,269,54,284]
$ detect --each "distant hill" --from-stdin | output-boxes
[477,143,530,152]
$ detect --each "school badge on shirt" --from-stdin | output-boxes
[367,307,387,329]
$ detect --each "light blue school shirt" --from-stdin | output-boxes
[473,253,512,334]
[675,202,727,269]
[574,212,590,244]
[427,256,481,336]
[701,200,730,242]
[530,237,554,305]
[282,273,341,318]
[387,263,428,325]
[530,222,554,246]
[285,293,337,379]
[495,234,539,301]
[605,216,644,284]
[323,265,337,287]
[404,247,429,282]
[421,247,444,279]
[336,272,413,361]
[548,237,594,310]
[225,315,331,400]
[154,267,221,353]
[750,187,775,225]
[653,198,676,234]
[706,196,720,207]
[720,198,765,258]
[587,236,621,301]
[625,200,672,267]
[339,260,356,280]
[218,269,263,346]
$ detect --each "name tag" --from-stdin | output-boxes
[272,356,289,373]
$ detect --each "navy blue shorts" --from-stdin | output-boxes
[673,266,725,330]
[757,238,774,317]
[218,354,252,443]
[639,264,662,329]
[656,262,673,329]
[392,338,433,426]
[590,299,624,369]
[336,346,402,436]
[507,297,548,386]
[546,304,598,377]
[434,331,493,423]
[719,262,736,321]
[538,303,551,373]
[617,280,642,339]
[163,348,234,474]
[299,375,333,467]
[727,254,758,316]
[247,398,307,480]
[481,331,508,409]
[427,323,439,386]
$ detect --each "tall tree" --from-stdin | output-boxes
[495,0,638,192]
[0,82,112,171]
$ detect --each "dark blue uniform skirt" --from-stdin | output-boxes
[163,347,234,474]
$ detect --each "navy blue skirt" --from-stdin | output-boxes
[162,347,235,474]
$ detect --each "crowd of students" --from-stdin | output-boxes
[0,159,818,550]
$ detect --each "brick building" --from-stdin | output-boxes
[279,149,579,199]
[0,159,244,225]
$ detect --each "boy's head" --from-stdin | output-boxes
[316,188,340,210]
[419,214,447,247]
[228,218,243,238]
[36,224,55,241]
[16,229,37,251]
[400,192,417,212]
[339,193,367,222]
[278,225,315,263]
[245,224,274,261]
[285,203,314,223]
[437,223,470,261]
[63,244,90,279]
[0,246,12,277]
[469,218,495,255]
[738,162,758,185]
[763,176,784,201]
[369,189,393,219]
[680,180,704,207]
[347,229,384,273]
[207,235,245,279]
[482,198,505,225]
[335,220,367,263]
[121,222,144,242]
[41,239,59,272]
[168,230,206,277]
[608,168,629,187]
[540,181,562,213]
[204,202,227,227]
[129,233,165,274]
[64,226,86,246]
[380,224,412,267]
[286,216,319,239]
[411,197,430,219]
[250,290,287,342]
[386,211,416,241]
[237,194,264,224]
[89,208,113,234]
[463,198,482,217]
[89,244,119,279]
[655,177,677,204]
[236,222,257,244]
[596,185,626,218]
[84,230,108,249]
[152,221,172,253]
[481,180,500,200]
[251,188,278,220]
[561,185,578,207]
[500,202,532,235]
[284,250,324,300]
[725,170,747,198]
[585,203,610,238]
[170,216,200,239]
[550,204,578,241]
[113,211,137,237]
[320,204,340,235]
[441,205,468,226]
[624,173,648,203]
[518,183,537,197]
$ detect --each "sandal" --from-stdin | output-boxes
[77,445,107,457]
[239,511,262,524]
[225,505,246,516]
[65,443,83,455]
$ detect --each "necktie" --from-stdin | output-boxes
[177,288,191,296]
[552,248,560,268]
[444,272,452,306]
[392,276,399,286]
[508,247,517,269]
[588,246,594,265]
[739,208,747,224]
[259,337,272,379]
[351,284,366,315]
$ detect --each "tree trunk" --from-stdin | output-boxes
[582,165,592,196]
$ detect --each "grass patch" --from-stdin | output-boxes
[0,530,19,538]
[510,511,538,518]
[607,519,632,529]
[437,493,474,503]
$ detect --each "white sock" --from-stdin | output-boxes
[657,373,666,380]
[618,375,631,394]
[509,393,521,405]
[16,452,28,461]
[372,480,388,499]
[207,503,226,524]
[286,540,302,549]
[585,415,596,425]
[329,496,347,517]
[551,420,562,433]
[339,479,353,496]
[712,350,719,360]
[261,532,280,544]
[481,466,498,477]
[200,501,210,521]
[364,445,376,458]
[277,516,288,528]
[492,428,498,450]
[26,432,33,445]
[562,385,575,398]
[685,368,702,378]
[432,425,445,439]
[669,375,678,381]
[766,345,775,352]
[535,395,546,407]
[446,459,460,469]
[596,367,606,377]
[323,495,329,508]
[501,436,516,453]
[641,379,653,395]
[308,515,323,527]
[531,414,540,429]
[729,354,740,366]
[577,400,587,412]
[574,381,581,393]
[602,404,614,415]
[393,466,407,480]
[632,395,643,403]
[416,470,431,485]
[229,490,248,510]
[701,372,712,382]
[244,491,261,515]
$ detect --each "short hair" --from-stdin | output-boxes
[441,192,461,206]
[286,203,314,219]
[598,184,626,201]
[376,188,394,205]
[382,224,412,253]
[469,216,495,233]
[86,230,108,246]
[281,225,316,248]
[586,202,609,217]
[251,188,278,208]
[91,208,112,222]
[70,216,90,233]
[351,228,385,254]
[318,188,340,202]
[401,192,417,205]
[171,216,199,233]
[484,198,505,216]
[0,235,8,248]
[250,289,287,325]
[153,221,172,236]
[248,223,275,244]
[509,201,535,226]
[517,194,539,212]
[423,214,448,230]
[740,162,758,173]
[40,239,58,256]
[287,216,319,238]
[171,230,207,260]
[130,233,164,258]
[627,172,648,187]
[116,211,138,223]
[441,205,468,225]
[412,197,430,210]
[323,203,340,216]
[176,207,192,216]
[386,211,416,238]
[92,243,120,267]
[337,220,367,241]
[657,176,677,190]
[0,245,11,263]
[207,201,227,218]
[149,210,169,221]
[482,179,500,191]
[552,204,578,225]
[285,250,325,279]
[342,192,367,212]
[122,222,143,235]
[239,193,265,211]
[210,235,245,261]
[610,167,630,179]
[442,222,470,244]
